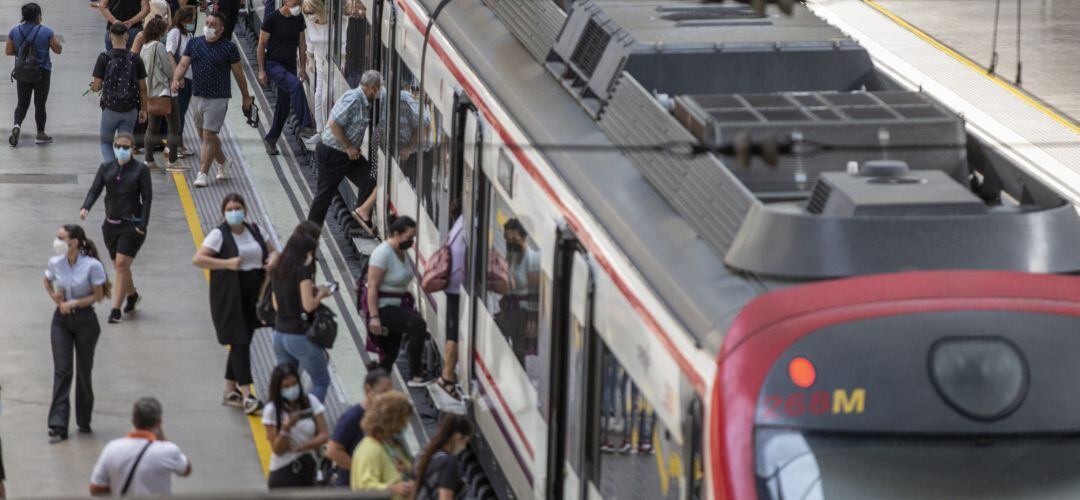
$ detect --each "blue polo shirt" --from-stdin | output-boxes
[8,22,54,71]
[183,36,241,99]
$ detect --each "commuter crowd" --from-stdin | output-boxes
[0,0,472,497]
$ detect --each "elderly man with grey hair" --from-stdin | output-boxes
[306,69,383,233]
[89,397,191,497]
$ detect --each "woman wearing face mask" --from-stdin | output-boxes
[43,224,112,443]
[271,224,333,401]
[139,18,180,170]
[193,193,278,415]
[351,391,414,498]
[413,414,472,500]
[262,362,329,488]
[165,6,196,160]
[365,216,429,383]
[301,0,328,134]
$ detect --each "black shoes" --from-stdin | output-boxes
[108,308,122,324]
[264,139,280,156]
[78,426,93,434]
[9,125,19,147]
[123,292,141,314]
[35,132,52,144]
[48,428,68,444]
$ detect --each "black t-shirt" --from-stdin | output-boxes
[260,9,306,68]
[420,452,464,499]
[107,0,142,26]
[93,49,148,81]
[272,264,313,334]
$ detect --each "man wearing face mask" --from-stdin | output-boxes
[81,132,153,325]
[90,397,192,496]
[171,11,253,188]
[306,69,383,229]
[258,0,314,155]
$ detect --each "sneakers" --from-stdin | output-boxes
[243,395,264,415]
[176,146,194,158]
[264,139,279,155]
[223,389,243,407]
[193,171,209,188]
[108,308,122,324]
[216,159,231,180]
[407,376,433,388]
[9,125,19,147]
[35,132,52,144]
[164,160,186,173]
[123,292,140,314]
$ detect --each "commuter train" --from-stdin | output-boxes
[301,0,1080,498]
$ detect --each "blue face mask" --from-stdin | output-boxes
[184,23,196,32]
[281,385,301,402]
[225,209,245,226]
[114,147,132,163]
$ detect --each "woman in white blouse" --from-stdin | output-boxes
[193,193,279,415]
[43,224,111,443]
[302,0,329,133]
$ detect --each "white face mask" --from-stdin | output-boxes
[53,238,70,256]
[289,5,301,16]
[203,26,219,40]
[376,86,386,101]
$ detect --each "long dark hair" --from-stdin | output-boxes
[171,6,196,34]
[274,229,317,283]
[62,224,112,300]
[21,2,40,24]
[268,363,310,430]
[387,214,417,236]
[414,414,473,497]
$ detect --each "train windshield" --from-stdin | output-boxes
[756,429,1080,500]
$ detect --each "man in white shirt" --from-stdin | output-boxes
[89,397,192,496]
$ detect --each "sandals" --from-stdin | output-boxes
[351,209,375,235]
[437,376,462,401]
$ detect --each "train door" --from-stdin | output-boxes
[458,98,483,392]
[547,229,596,499]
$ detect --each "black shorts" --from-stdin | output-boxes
[102,221,146,260]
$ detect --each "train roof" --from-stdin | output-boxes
[419,0,1080,354]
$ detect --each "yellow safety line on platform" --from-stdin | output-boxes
[172,171,272,478]
[862,0,1080,136]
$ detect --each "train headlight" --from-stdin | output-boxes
[929,338,1028,421]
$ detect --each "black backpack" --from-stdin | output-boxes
[11,24,41,83]
[101,52,140,112]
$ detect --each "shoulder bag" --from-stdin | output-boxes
[120,441,154,496]
[304,304,338,349]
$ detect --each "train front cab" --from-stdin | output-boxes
[711,270,1080,500]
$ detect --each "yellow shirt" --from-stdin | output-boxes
[350,436,413,499]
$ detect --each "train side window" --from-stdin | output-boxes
[484,192,546,386]
[394,62,424,187]
[420,103,447,225]
[337,0,367,87]
[597,345,681,499]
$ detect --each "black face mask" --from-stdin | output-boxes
[506,242,523,254]
[399,239,414,251]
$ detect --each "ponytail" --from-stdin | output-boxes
[413,414,473,498]
[63,224,112,300]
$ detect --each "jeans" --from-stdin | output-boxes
[99,108,138,162]
[272,330,330,402]
[48,308,101,434]
[14,69,50,132]
[104,24,141,51]
[265,60,313,142]
[307,143,374,226]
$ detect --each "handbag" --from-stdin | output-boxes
[256,276,276,326]
[146,44,172,116]
[420,245,451,293]
[304,304,338,349]
[486,251,515,295]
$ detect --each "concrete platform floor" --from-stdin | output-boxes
[875,0,1080,120]
[0,1,264,497]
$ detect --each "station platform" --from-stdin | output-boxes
[0,2,427,498]
[807,0,1080,205]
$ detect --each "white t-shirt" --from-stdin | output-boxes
[90,437,189,497]
[202,227,264,271]
[262,395,326,472]
[369,241,414,306]
[165,28,192,80]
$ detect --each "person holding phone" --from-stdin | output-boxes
[262,363,329,488]
[271,223,334,401]
[192,193,278,415]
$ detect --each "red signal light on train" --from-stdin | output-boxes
[788,357,816,388]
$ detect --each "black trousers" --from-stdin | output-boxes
[373,305,427,377]
[145,97,181,163]
[48,308,101,433]
[268,454,316,488]
[307,143,374,226]
[224,270,263,386]
[14,69,50,132]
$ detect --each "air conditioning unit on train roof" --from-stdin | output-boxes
[545,0,876,116]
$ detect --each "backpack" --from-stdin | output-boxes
[101,52,140,112]
[304,304,338,349]
[11,25,42,83]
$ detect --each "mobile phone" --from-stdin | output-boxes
[291,408,315,419]
[325,281,339,293]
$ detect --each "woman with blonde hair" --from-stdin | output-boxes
[351,391,415,498]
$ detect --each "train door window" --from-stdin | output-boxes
[597,345,682,499]
[420,103,448,226]
[484,191,546,387]
[394,62,423,187]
